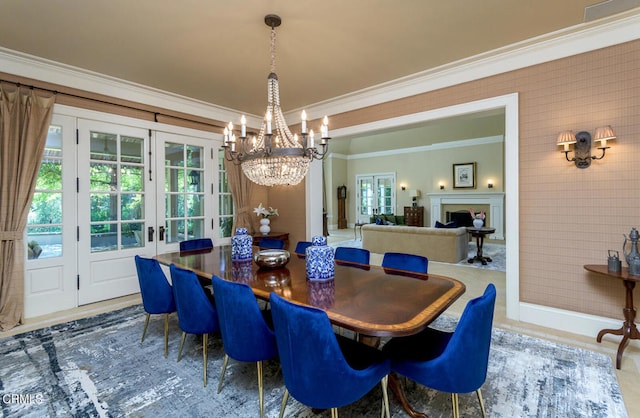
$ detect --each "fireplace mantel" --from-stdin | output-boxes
[428,192,505,239]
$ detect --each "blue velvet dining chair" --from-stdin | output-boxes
[335,247,370,265]
[293,240,312,256]
[134,255,176,358]
[211,276,278,418]
[169,264,220,387]
[270,292,390,418]
[382,283,497,418]
[258,237,285,250]
[179,238,213,251]
[382,252,429,274]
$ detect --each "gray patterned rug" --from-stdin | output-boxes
[0,305,626,417]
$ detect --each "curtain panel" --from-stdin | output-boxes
[224,160,254,234]
[0,84,55,330]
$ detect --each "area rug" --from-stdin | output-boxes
[0,305,626,418]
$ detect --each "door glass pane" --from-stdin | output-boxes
[188,170,203,192]
[122,222,144,249]
[91,193,118,221]
[165,168,185,192]
[91,223,117,252]
[28,125,64,259]
[165,142,184,166]
[218,149,234,238]
[187,194,204,217]
[121,193,143,220]
[121,136,143,163]
[121,165,143,192]
[90,132,117,161]
[187,145,202,168]
[167,194,184,217]
[359,178,373,216]
[90,162,118,191]
[166,219,184,244]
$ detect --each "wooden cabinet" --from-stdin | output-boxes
[404,206,424,227]
[337,185,347,229]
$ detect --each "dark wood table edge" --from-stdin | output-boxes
[584,264,640,369]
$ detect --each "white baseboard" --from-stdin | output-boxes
[519,302,640,348]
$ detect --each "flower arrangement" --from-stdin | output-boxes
[469,208,485,219]
[254,203,279,219]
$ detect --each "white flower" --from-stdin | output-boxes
[254,203,278,218]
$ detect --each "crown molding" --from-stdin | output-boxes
[295,8,640,120]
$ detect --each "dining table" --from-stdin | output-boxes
[156,245,465,418]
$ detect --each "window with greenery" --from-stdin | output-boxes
[164,143,205,243]
[90,131,145,252]
[27,125,64,259]
[218,149,233,238]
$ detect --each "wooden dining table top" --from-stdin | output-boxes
[155,245,465,338]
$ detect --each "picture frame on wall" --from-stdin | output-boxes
[453,162,476,189]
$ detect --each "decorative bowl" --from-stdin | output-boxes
[253,249,291,269]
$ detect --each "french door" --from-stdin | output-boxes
[355,173,396,224]
[77,120,156,304]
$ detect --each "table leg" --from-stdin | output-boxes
[596,280,640,369]
[388,373,428,418]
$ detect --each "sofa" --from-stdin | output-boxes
[361,224,468,263]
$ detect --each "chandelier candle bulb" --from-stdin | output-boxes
[240,115,246,137]
[309,130,315,149]
[266,110,272,134]
[301,110,307,133]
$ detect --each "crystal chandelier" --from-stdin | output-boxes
[222,14,330,187]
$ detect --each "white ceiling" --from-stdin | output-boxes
[2,0,637,118]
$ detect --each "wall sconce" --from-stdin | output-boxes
[557,125,615,169]
[487,180,494,188]
[438,182,445,190]
[409,189,421,207]
[400,184,406,191]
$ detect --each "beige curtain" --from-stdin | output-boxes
[224,159,254,234]
[0,84,55,330]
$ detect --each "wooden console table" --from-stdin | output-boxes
[466,227,496,265]
[584,264,640,369]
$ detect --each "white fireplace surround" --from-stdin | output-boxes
[428,192,505,240]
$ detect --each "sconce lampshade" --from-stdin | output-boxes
[556,130,577,145]
[594,125,616,144]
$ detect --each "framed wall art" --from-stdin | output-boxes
[453,162,476,189]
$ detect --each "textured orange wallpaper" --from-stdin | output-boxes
[327,39,640,319]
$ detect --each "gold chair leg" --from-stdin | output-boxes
[257,361,264,418]
[476,389,487,418]
[163,313,170,358]
[279,388,289,418]
[141,313,151,342]
[177,332,187,362]
[451,393,459,418]
[203,333,208,387]
[217,354,229,394]
[380,375,390,418]
[331,407,338,418]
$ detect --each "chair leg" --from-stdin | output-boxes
[257,361,264,418]
[476,389,487,418]
[203,333,208,387]
[380,375,390,418]
[177,332,187,362]
[451,393,459,418]
[331,407,338,418]
[217,354,229,394]
[163,313,170,358]
[278,388,289,418]
[141,313,151,342]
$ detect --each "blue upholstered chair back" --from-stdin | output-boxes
[294,241,312,255]
[211,276,278,362]
[179,238,214,251]
[258,237,285,250]
[270,293,389,409]
[382,252,429,274]
[169,264,219,335]
[388,283,496,394]
[134,255,176,314]
[334,247,370,265]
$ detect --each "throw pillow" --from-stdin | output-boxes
[375,217,384,225]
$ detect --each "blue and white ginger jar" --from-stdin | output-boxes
[305,236,334,280]
[231,227,253,261]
